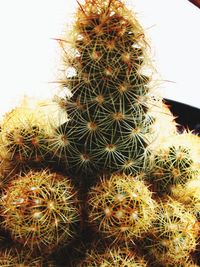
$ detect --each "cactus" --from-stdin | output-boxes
[54,0,160,176]
[149,143,198,195]
[0,104,52,170]
[0,0,200,265]
[88,173,157,243]
[148,131,200,195]
[147,198,198,266]
[0,170,80,252]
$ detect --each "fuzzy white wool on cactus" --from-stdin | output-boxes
[0,0,199,119]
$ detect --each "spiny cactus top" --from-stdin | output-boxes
[0,105,51,169]
[1,170,80,252]
[88,173,157,242]
[56,0,158,176]
[148,198,198,265]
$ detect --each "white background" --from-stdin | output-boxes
[0,0,199,118]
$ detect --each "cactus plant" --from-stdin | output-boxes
[88,173,157,243]
[146,198,198,266]
[149,144,198,194]
[148,131,200,195]
[54,0,160,176]
[0,170,80,252]
[0,105,52,170]
[0,0,200,266]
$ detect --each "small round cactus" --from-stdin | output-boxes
[149,132,200,194]
[148,198,198,266]
[149,143,198,194]
[78,245,147,267]
[0,105,51,169]
[1,170,80,251]
[88,173,157,243]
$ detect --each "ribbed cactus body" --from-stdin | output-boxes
[0,106,51,169]
[88,173,157,242]
[147,199,198,266]
[56,0,157,175]
[149,144,198,194]
[1,170,80,252]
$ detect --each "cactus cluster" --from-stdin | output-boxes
[0,0,200,266]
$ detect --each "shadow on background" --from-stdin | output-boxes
[164,99,200,135]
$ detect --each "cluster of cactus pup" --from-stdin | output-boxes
[0,0,200,266]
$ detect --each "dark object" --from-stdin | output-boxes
[188,0,200,9]
[164,98,200,135]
